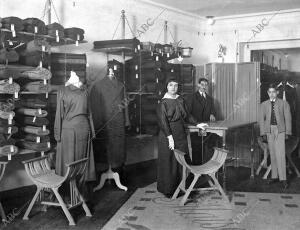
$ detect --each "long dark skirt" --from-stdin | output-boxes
[56,116,96,181]
[157,120,190,196]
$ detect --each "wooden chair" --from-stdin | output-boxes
[172,147,229,206]
[22,156,92,226]
[0,161,8,222]
[256,136,300,178]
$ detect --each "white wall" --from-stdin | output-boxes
[287,52,300,72]
[196,9,300,64]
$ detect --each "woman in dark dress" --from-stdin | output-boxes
[157,78,206,197]
[54,71,96,182]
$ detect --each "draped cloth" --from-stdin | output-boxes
[90,76,126,168]
[54,85,96,181]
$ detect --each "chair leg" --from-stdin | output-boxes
[263,165,272,179]
[23,187,42,220]
[286,153,300,177]
[210,174,229,203]
[0,202,6,222]
[52,188,76,226]
[78,193,92,217]
[172,179,185,200]
[180,174,199,206]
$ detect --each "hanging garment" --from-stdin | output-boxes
[277,81,297,136]
[90,76,126,168]
[54,85,96,181]
[156,94,197,196]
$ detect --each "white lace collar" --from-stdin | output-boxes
[162,93,179,99]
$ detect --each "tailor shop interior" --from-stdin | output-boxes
[1,1,300,229]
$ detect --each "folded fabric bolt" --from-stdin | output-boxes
[0,126,18,135]
[22,18,47,34]
[0,79,20,94]
[0,99,15,112]
[16,140,50,152]
[1,16,24,31]
[0,64,36,80]
[21,67,52,80]
[0,118,15,126]
[0,48,19,64]
[46,22,65,37]
[22,126,50,136]
[0,145,18,156]
[14,98,47,109]
[23,81,51,93]
[18,51,49,67]
[23,134,50,143]
[64,27,85,41]
[0,110,15,120]
[16,116,49,127]
[17,108,48,117]
[0,135,16,147]
[24,39,51,53]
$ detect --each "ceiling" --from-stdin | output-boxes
[149,0,300,17]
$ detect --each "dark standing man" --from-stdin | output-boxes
[260,83,291,189]
[187,78,217,165]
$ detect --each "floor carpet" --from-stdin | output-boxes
[103,183,300,230]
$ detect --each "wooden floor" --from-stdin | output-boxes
[1,157,300,230]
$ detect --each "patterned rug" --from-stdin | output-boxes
[103,183,300,230]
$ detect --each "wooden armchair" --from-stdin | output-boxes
[22,155,91,226]
[0,161,8,222]
[172,147,229,206]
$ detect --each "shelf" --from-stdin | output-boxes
[92,47,135,56]
[0,28,87,46]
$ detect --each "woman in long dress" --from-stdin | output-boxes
[157,78,206,197]
[54,71,96,182]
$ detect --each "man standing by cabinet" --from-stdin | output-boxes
[186,78,217,165]
[260,83,291,189]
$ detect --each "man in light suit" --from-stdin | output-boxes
[260,83,291,189]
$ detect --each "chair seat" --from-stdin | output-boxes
[35,172,65,187]
[190,160,220,174]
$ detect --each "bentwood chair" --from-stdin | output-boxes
[22,155,92,226]
[0,161,8,222]
[172,147,229,206]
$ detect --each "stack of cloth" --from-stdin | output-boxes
[17,39,50,67]
[22,18,47,34]
[0,48,19,64]
[125,55,164,94]
[180,64,195,94]
[0,79,20,94]
[108,59,123,83]
[0,16,24,31]
[46,22,64,38]
[64,27,84,41]
[94,38,140,50]
[128,94,160,135]
[50,52,87,85]
[0,134,18,157]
